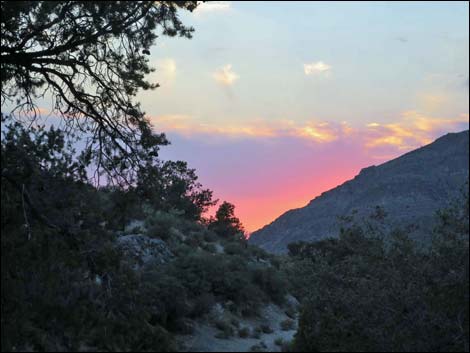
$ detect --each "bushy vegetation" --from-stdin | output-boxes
[2,112,467,352]
[0,116,289,351]
[287,190,469,352]
[0,3,292,351]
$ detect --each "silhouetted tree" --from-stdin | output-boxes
[1,1,198,180]
[208,201,245,239]
[135,160,217,221]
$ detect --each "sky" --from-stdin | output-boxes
[135,1,470,232]
[136,1,469,232]
[8,1,468,233]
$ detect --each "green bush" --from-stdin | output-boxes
[252,267,288,304]
[145,211,182,241]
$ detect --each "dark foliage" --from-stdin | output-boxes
[289,190,469,352]
[0,115,287,351]
[1,1,198,182]
[208,201,246,239]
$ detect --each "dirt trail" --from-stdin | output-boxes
[178,304,297,352]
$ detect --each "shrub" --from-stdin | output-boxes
[252,267,288,304]
[203,230,218,243]
[292,191,469,352]
[190,293,216,318]
[248,245,269,261]
[275,337,284,346]
[224,242,246,256]
[203,242,217,253]
[145,211,182,241]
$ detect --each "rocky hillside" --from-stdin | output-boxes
[116,216,299,353]
[249,130,469,253]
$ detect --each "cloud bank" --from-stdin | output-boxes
[150,111,468,153]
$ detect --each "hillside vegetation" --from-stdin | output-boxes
[1,116,290,351]
[285,192,469,352]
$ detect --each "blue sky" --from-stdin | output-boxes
[140,1,469,125]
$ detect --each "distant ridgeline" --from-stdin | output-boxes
[249,130,470,253]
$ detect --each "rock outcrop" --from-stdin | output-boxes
[116,234,173,269]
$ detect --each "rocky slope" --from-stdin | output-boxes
[249,130,469,253]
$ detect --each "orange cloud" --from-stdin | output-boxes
[150,115,349,143]
[364,110,468,150]
[294,122,338,142]
[150,111,468,151]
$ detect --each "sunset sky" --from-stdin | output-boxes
[13,1,469,233]
[136,1,470,232]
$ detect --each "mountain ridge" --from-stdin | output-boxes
[249,130,470,253]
